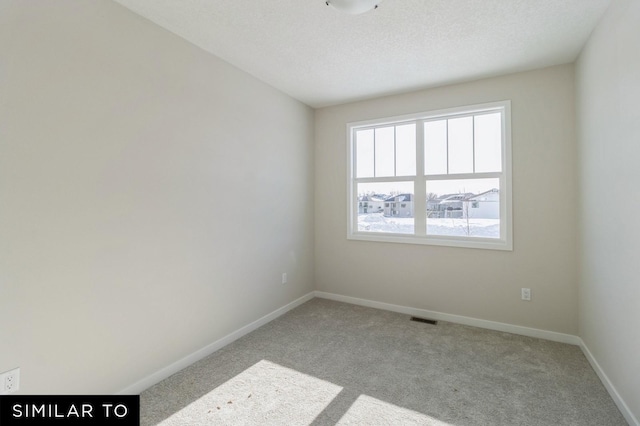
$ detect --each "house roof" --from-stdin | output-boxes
[429,190,498,205]
[386,194,413,202]
[465,188,499,201]
[441,193,473,201]
[359,194,386,202]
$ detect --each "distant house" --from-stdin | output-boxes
[463,189,499,219]
[427,193,473,218]
[384,194,413,217]
[427,190,499,219]
[358,194,385,214]
[377,190,498,219]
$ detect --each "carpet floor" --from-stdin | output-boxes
[140,298,627,425]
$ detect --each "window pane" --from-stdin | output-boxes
[426,178,500,239]
[375,127,395,177]
[424,120,447,175]
[448,117,473,174]
[356,129,374,178]
[357,182,414,234]
[474,113,502,172]
[395,123,416,176]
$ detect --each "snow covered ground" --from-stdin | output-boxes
[358,213,499,238]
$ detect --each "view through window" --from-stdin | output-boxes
[348,101,512,250]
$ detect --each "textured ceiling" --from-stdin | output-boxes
[112,0,611,108]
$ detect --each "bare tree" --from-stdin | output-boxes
[462,200,471,236]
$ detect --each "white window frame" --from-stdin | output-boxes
[347,100,513,251]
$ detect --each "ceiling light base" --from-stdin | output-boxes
[325,0,381,15]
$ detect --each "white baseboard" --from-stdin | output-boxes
[117,292,315,395]
[314,291,580,345]
[579,339,639,426]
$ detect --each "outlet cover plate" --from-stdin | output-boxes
[1,367,20,395]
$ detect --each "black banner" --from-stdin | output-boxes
[0,396,139,426]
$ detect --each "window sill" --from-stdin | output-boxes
[347,232,513,251]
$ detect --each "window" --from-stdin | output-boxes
[348,101,512,250]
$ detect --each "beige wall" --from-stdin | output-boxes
[0,0,314,393]
[315,65,578,334]
[576,0,640,421]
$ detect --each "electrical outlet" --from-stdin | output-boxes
[282,273,287,284]
[1,367,20,395]
[521,288,531,301]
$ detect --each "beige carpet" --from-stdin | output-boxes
[140,298,627,425]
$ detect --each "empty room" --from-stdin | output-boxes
[1,0,638,425]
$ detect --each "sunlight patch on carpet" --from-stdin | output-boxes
[160,360,342,425]
[337,394,454,426]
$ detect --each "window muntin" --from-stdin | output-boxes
[424,120,448,175]
[395,124,417,176]
[474,112,502,173]
[447,116,474,174]
[356,129,374,178]
[375,127,395,177]
[356,123,416,178]
[348,101,512,250]
[424,111,503,176]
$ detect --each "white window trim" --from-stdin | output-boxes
[346,100,513,251]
